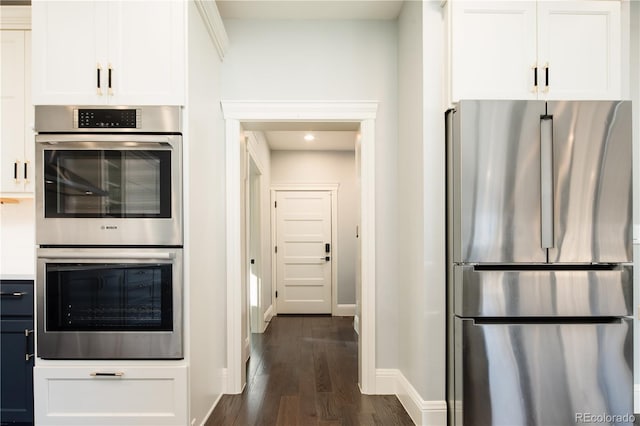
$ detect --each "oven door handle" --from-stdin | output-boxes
[36,134,177,147]
[39,252,175,260]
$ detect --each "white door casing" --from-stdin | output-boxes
[275,190,333,314]
[222,101,378,395]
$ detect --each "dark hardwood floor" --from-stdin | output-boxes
[205,315,414,426]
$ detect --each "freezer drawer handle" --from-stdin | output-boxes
[540,114,554,249]
[90,371,124,377]
[473,317,624,325]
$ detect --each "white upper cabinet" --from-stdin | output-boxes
[537,1,621,100]
[450,1,623,101]
[32,1,185,105]
[451,2,538,101]
[1,30,33,195]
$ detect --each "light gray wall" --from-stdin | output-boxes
[397,0,446,403]
[186,3,227,423]
[271,150,358,305]
[0,199,35,277]
[221,18,399,367]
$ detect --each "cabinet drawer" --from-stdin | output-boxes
[0,281,34,316]
[34,365,187,426]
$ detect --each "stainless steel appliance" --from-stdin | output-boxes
[35,105,182,246]
[446,100,634,426]
[37,247,183,359]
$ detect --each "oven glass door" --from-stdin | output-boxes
[46,263,173,332]
[43,148,171,218]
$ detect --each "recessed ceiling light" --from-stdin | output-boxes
[304,133,315,142]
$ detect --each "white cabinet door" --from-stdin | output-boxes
[34,365,188,426]
[451,1,537,101]
[537,1,621,100]
[108,0,185,105]
[32,1,108,105]
[450,1,624,102]
[1,30,33,194]
[32,1,184,106]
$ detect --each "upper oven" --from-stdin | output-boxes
[35,106,182,246]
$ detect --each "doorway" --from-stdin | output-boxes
[222,101,378,394]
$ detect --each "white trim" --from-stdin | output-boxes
[334,303,356,316]
[221,100,378,121]
[225,119,244,394]
[243,337,250,363]
[635,384,639,413]
[271,184,339,316]
[199,391,224,426]
[221,368,228,394]
[375,369,398,395]
[0,5,31,30]
[223,100,378,395]
[193,0,229,61]
[263,304,274,324]
[359,118,376,393]
[376,369,448,426]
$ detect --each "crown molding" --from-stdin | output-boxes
[194,0,229,61]
[221,100,379,121]
[1,5,31,30]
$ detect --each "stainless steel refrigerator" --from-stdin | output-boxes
[445,100,634,426]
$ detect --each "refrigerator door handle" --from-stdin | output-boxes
[540,114,554,249]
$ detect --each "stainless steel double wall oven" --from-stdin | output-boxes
[35,106,183,359]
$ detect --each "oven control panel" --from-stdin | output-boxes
[76,108,140,129]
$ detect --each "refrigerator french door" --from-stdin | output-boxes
[446,100,633,426]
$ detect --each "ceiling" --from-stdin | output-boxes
[243,122,359,151]
[216,0,404,20]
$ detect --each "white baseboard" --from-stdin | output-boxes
[263,304,274,326]
[243,337,250,363]
[376,369,447,426]
[199,391,224,426]
[635,384,639,413]
[334,303,356,316]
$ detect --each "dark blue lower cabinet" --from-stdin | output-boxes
[1,319,34,425]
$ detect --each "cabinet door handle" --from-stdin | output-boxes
[531,64,538,93]
[0,291,26,297]
[90,371,124,377]
[108,64,113,96]
[25,329,34,362]
[97,63,103,96]
[13,161,21,182]
[543,62,550,93]
[23,161,29,182]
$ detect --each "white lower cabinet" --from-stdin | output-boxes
[34,365,187,426]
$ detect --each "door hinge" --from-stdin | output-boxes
[275,201,277,208]
[275,245,277,253]
[275,291,278,298]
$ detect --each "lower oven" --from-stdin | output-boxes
[36,247,183,359]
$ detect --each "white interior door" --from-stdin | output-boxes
[276,191,332,314]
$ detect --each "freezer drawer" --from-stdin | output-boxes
[452,317,633,426]
[454,265,632,317]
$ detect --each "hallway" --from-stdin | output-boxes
[206,316,413,425]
